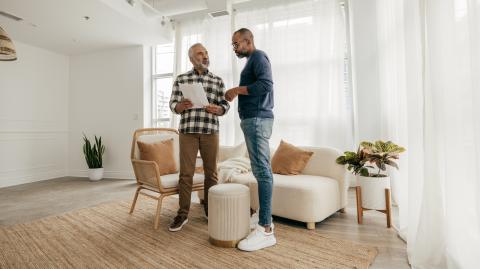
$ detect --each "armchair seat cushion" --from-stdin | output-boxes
[160,173,204,189]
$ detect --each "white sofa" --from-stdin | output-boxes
[216,144,348,230]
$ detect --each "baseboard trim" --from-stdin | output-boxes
[0,169,66,188]
[0,168,135,189]
[68,169,135,180]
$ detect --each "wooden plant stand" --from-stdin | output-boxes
[355,186,392,228]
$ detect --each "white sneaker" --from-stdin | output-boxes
[250,212,274,230]
[237,224,277,252]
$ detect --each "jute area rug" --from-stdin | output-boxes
[0,197,377,269]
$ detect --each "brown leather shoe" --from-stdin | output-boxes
[169,215,188,232]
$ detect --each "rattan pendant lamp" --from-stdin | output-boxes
[0,26,17,61]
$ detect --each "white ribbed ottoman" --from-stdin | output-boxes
[208,183,250,248]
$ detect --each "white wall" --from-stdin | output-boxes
[349,0,382,143]
[68,46,144,179]
[0,41,69,188]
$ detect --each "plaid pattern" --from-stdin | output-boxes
[169,69,230,134]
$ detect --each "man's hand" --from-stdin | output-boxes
[175,99,193,113]
[205,104,224,115]
[225,88,239,102]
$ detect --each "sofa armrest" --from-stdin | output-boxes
[300,147,348,208]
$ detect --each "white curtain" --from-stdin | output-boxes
[234,0,353,149]
[375,0,414,239]
[376,0,480,268]
[176,0,353,151]
[175,15,237,145]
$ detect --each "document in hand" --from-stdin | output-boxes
[179,83,209,109]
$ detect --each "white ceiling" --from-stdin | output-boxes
[143,0,251,18]
[0,0,173,55]
[0,0,255,55]
[143,0,208,17]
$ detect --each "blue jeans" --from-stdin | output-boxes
[240,117,274,226]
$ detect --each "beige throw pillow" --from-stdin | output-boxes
[137,139,176,175]
[271,140,314,175]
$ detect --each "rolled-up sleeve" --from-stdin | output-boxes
[169,78,183,114]
[216,79,230,115]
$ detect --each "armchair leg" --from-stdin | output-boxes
[306,222,316,230]
[129,186,141,214]
[154,195,164,230]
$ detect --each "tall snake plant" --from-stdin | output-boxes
[83,134,105,169]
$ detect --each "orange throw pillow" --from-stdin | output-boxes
[271,140,314,175]
[137,139,176,175]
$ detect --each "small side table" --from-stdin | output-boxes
[355,186,392,228]
[208,184,250,248]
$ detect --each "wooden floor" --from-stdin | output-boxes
[0,177,410,269]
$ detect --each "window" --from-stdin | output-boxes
[152,43,175,128]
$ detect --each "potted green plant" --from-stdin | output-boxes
[83,134,105,181]
[336,141,405,210]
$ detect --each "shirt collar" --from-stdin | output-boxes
[191,68,209,76]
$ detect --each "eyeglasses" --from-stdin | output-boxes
[231,39,247,49]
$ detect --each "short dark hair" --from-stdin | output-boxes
[234,28,254,40]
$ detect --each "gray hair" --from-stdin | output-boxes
[188,43,204,58]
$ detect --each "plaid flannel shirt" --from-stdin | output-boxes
[169,69,230,134]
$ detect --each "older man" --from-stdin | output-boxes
[168,43,230,232]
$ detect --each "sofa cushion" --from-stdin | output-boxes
[218,142,248,162]
[137,139,176,175]
[271,140,314,175]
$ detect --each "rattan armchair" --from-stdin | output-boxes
[129,128,204,229]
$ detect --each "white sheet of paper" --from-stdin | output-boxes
[179,83,209,109]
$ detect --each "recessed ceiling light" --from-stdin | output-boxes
[83,16,90,21]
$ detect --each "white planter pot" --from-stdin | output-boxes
[88,168,104,181]
[358,175,390,210]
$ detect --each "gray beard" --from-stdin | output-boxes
[196,62,209,69]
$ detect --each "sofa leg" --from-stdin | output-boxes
[200,199,204,205]
[306,222,315,230]
[338,208,346,213]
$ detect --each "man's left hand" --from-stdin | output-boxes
[205,104,224,115]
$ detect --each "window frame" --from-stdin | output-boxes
[151,43,176,128]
